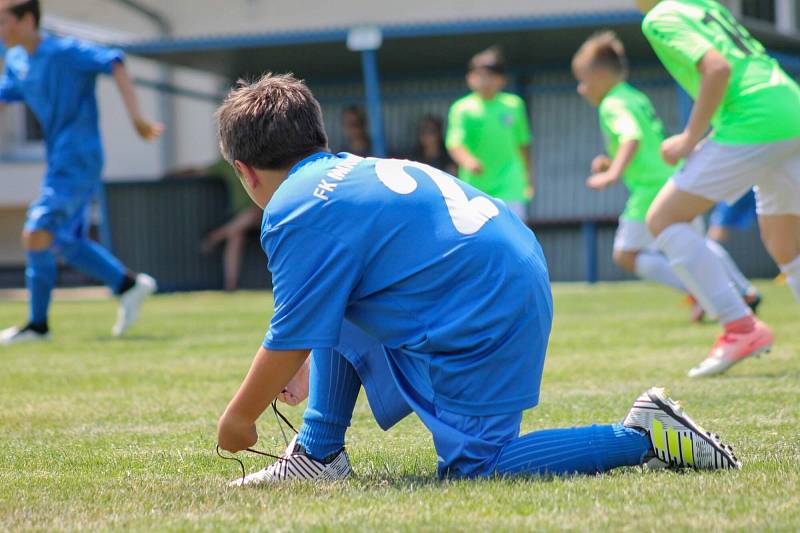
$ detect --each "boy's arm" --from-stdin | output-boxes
[448,144,483,175]
[661,50,730,165]
[516,97,534,197]
[520,145,534,198]
[586,140,639,190]
[111,62,164,142]
[445,101,483,175]
[217,346,309,452]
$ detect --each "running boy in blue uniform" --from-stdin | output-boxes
[0,0,161,344]
[215,73,740,483]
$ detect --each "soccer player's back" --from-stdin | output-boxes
[265,152,551,414]
[636,0,800,376]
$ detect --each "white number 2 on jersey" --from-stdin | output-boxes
[374,159,499,235]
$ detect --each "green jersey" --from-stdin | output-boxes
[446,92,532,201]
[643,0,800,145]
[599,82,676,221]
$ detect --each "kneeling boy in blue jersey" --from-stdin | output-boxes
[215,73,740,483]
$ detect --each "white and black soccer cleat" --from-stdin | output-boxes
[623,387,741,470]
[229,435,352,487]
[112,273,157,337]
[0,324,50,346]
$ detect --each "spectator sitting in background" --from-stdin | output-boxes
[339,105,372,156]
[168,158,261,292]
[409,115,457,175]
[201,158,261,292]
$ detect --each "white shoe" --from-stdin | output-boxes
[0,325,50,345]
[112,274,157,337]
[229,435,352,487]
[623,387,741,470]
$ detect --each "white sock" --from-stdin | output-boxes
[705,238,755,296]
[655,223,750,324]
[634,251,686,292]
[781,254,800,302]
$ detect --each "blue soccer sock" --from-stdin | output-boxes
[60,239,128,293]
[296,348,362,461]
[494,423,651,476]
[26,249,57,326]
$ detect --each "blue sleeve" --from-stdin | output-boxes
[62,40,124,74]
[0,64,22,102]
[263,224,363,350]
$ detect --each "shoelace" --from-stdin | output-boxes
[216,400,299,485]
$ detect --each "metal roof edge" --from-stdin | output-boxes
[115,9,644,54]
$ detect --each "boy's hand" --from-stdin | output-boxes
[591,154,611,174]
[133,117,165,142]
[463,156,483,175]
[278,355,310,406]
[660,131,694,166]
[217,412,258,453]
[586,171,618,190]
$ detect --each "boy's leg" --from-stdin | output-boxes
[699,202,760,300]
[495,424,650,477]
[2,196,63,343]
[647,141,780,376]
[52,192,155,336]
[427,388,739,479]
[757,148,800,302]
[759,214,800,302]
[614,217,686,291]
[632,251,686,291]
[233,321,411,485]
[23,230,57,329]
[296,346,362,461]
[705,237,758,299]
[26,248,57,328]
[297,321,412,461]
[59,238,130,294]
[417,404,648,478]
[395,380,649,478]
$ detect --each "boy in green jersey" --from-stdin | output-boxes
[446,46,534,221]
[636,0,800,377]
[572,31,757,320]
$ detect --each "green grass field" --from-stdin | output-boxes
[1,282,798,531]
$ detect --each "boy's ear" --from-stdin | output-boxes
[234,160,259,190]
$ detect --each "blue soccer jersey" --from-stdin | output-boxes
[262,152,553,416]
[0,34,123,188]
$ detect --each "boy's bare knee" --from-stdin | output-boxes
[646,209,670,238]
[613,250,638,272]
[761,227,798,265]
[22,230,54,251]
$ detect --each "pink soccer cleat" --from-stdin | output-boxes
[688,319,773,378]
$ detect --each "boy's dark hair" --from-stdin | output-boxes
[468,46,506,75]
[2,0,41,28]
[572,31,629,75]
[216,73,328,171]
